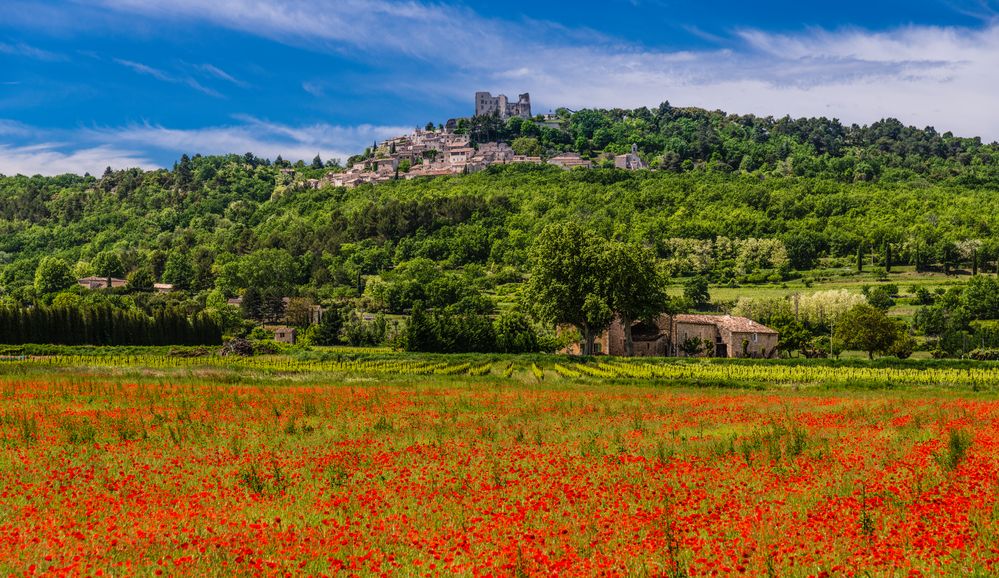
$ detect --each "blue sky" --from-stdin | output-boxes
[2,0,999,175]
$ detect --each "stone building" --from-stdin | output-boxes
[271,326,296,345]
[547,152,592,170]
[77,276,127,290]
[614,144,647,170]
[475,92,532,119]
[567,314,779,358]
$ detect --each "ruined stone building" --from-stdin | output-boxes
[475,92,532,119]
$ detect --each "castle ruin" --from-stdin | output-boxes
[475,92,532,119]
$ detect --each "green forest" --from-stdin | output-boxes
[1,102,997,356]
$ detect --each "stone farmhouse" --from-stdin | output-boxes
[77,276,127,290]
[547,152,593,170]
[566,314,779,358]
[475,92,532,119]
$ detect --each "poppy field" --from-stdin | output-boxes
[1,360,999,577]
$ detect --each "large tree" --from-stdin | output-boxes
[603,241,668,356]
[34,257,75,296]
[91,251,124,283]
[837,303,898,359]
[527,222,610,355]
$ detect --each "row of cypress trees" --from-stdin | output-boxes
[0,306,221,346]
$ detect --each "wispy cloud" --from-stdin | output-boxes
[114,58,224,97]
[193,63,249,88]
[0,40,65,61]
[0,118,410,176]
[0,143,155,176]
[301,81,324,97]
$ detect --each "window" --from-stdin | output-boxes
[753,333,758,343]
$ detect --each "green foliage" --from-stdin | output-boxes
[34,257,75,296]
[837,304,901,360]
[683,276,710,309]
[127,267,154,292]
[493,311,540,354]
[0,304,221,345]
[91,251,124,280]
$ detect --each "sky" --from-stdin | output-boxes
[2,0,999,175]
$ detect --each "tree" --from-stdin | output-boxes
[964,275,999,320]
[312,304,345,345]
[604,242,668,356]
[284,297,317,327]
[511,137,541,157]
[92,251,124,282]
[126,267,154,292]
[404,301,435,352]
[260,287,286,323]
[863,284,895,311]
[493,310,539,353]
[34,257,75,296]
[683,276,710,310]
[240,287,263,321]
[526,222,610,355]
[837,304,898,359]
[311,155,323,170]
[162,251,194,290]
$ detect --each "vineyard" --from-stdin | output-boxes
[5,353,999,390]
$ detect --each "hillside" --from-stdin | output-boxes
[0,103,997,355]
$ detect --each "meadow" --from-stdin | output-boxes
[1,355,998,576]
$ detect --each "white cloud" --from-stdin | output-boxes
[0,41,65,61]
[0,143,155,176]
[114,58,224,97]
[0,118,410,176]
[193,63,249,88]
[93,0,999,139]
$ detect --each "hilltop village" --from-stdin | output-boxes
[310,92,647,189]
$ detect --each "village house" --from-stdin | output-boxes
[566,314,779,358]
[153,283,174,293]
[547,152,593,170]
[77,276,127,290]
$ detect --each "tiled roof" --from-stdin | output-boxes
[715,315,778,334]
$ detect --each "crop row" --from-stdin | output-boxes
[3,354,999,388]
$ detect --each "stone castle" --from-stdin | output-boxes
[475,92,532,119]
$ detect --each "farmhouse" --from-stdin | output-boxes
[567,314,779,358]
[77,276,127,290]
[547,152,592,170]
[271,326,297,345]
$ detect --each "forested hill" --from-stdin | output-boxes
[0,102,998,305]
[452,103,998,182]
